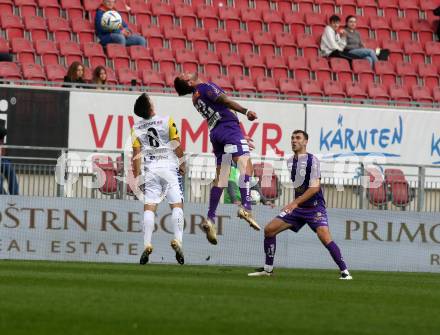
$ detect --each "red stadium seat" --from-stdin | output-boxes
[37,0,61,17]
[370,16,391,41]
[164,71,180,88]
[357,0,378,18]
[255,77,279,97]
[323,81,346,98]
[377,0,398,18]
[253,162,280,200]
[209,74,234,93]
[117,67,139,86]
[389,16,412,42]
[106,44,130,69]
[22,62,45,81]
[277,0,295,12]
[129,46,152,71]
[411,85,434,104]
[304,12,327,36]
[59,41,83,65]
[208,28,231,54]
[255,0,270,11]
[198,49,221,76]
[253,31,275,57]
[417,63,439,89]
[153,48,176,73]
[92,156,118,195]
[129,0,151,25]
[330,58,352,82]
[425,41,440,64]
[375,61,396,86]
[381,39,404,64]
[278,78,301,97]
[240,8,263,32]
[140,70,165,92]
[288,55,310,81]
[398,0,420,21]
[283,11,305,34]
[230,29,253,55]
[163,25,186,50]
[11,38,36,64]
[389,84,411,104]
[315,0,336,16]
[301,79,323,98]
[0,14,24,39]
[71,19,95,44]
[367,82,389,102]
[175,49,198,73]
[15,0,37,17]
[309,57,331,82]
[365,167,388,208]
[433,87,440,102]
[0,62,21,81]
[47,16,72,42]
[296,33,319,58]
[221,52,244,77]
[197,5,219,29]
[384,169,412,208]
[0,0,13,15]
[150,1,173,27]
[141,25,164,49]
[186,27,209,51]
[82,42,106,68]
[233,75,257,95]
[395,61,418,88]
[218,6,241,31]
[274,32,296,57]
[45,64,66,82]
[60,0,84,20]
[336,0,357,16]
[265,55,288,79]
[296,0,314,12]
[0,37,9,53]
[345,81,368,101]
[23,15,47,41]
[243,53,266,78]
[262,10,284,33]
[352,59,374,82]
[174,3,197,29]
[35,39,59,65]
[102,66,116,85]
[403,40,425,63]
[412,19,435,43]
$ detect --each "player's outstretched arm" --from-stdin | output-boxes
[173,142,186,176]
[215,94,258,121]
[282,179,321,213]
[132,146,142,178]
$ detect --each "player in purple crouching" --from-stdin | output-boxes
[248,130,353,280]
[174,72,261,245]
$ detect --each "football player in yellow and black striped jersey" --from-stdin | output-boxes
[132,93,185,265]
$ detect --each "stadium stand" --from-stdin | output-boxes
[0,0,438,104]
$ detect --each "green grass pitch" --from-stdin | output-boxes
[0,261,439,335]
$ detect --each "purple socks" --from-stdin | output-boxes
[207,186,224,220]
[325,241,347,271]
[264,236,276,266]
[239,174,252,211]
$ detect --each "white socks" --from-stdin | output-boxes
[171,207,184,243]
[143,210,155,248]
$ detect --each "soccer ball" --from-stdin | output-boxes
[101,11,122,32]
[250,190,261,204]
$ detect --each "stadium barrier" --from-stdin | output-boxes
[0,195,439,273]
[1,145,440,212]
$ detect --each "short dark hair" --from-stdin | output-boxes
[345,15,356,25]
[134,93,152,119]
[292,130,309,140]
[174,77,194,96]
[329,15,341,23]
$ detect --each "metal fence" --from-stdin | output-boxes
[1,146,440,212]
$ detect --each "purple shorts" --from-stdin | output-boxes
[210,122,249,165]
[277,205,328,233]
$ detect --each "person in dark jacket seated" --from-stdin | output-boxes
[344,16,378,67]
[95,0,146,47]
[63,62,88,88]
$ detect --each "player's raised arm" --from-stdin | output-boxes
[131,130,142,178]
[215,94,258,121]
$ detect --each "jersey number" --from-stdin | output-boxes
[147,127,160,148]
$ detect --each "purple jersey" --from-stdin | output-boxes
[288,153,325,207]
[192,82,239,130]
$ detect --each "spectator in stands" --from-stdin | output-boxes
[0,53,13,62]
[344,16,378,66]
[95,0,146,47]
[0,124,19,195]
[63,62,88,88]
[92,66,108,89]
[320,15,349,59]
